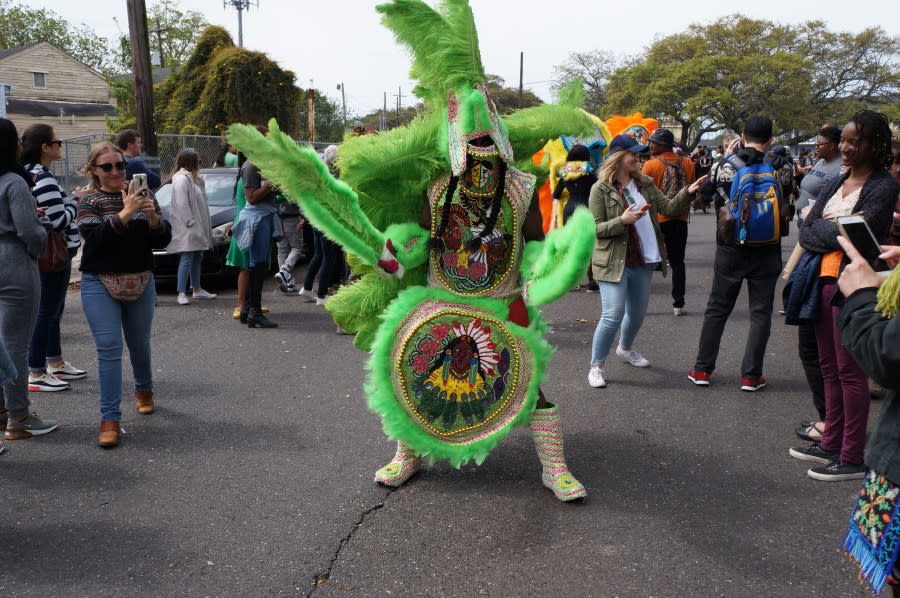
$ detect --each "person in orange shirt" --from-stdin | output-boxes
[642,129,695,316]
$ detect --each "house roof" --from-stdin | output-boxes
[0,42,41,61]
[7,98,116,117]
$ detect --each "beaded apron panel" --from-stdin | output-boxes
[427,169,534,298]
[391,299,529,446]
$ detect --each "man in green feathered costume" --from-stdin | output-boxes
[228,0,598,501]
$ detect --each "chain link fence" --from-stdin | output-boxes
[52,134,338,193]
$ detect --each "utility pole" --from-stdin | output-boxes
[382,91,387,131]
[394,86,404,120]
[149,22,170,68]
[518,51,524,107]
[336,82,346,130]
[307,88,316,144]
[126,0,157,156]
[224,0,258,47]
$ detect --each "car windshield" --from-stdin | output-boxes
[154,171,237,208]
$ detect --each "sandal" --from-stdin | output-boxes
[795,422,824,442]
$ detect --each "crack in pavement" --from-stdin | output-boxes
[307,490,392,597]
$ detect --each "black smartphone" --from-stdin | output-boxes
[837,215,892,272]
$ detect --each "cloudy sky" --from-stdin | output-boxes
[34,0,900,116]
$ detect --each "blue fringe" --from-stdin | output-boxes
[843,524,888,595]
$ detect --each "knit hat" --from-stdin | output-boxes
[648,128,675,147]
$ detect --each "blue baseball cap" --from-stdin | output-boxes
[608,134,648,155]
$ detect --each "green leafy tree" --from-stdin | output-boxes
[113,0,209,70]
[0,0,113,73]
[355,105,421,132]
[297,91,346,143]
[482,74,543,114]
[154,26,301,136]
[566,16,900,148]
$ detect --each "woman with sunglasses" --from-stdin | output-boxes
[76,142,171,448]
[0,118,58,448]
[20,124,87,393]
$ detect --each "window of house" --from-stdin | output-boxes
[32,72,45,88]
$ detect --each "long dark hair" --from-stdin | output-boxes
[848,110,893,171]
[429,158,508,253]
[0,118,31,186]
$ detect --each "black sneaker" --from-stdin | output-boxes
[788,443,838,465]
[808,461,866,482]
[275,270,292,294]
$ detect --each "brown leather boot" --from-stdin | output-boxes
[135,390,154,415]
[98,420,121,447]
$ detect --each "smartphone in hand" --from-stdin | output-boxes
[131,173,149,197]
[837,215,892,272]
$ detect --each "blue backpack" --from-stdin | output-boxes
[726,161,783,245]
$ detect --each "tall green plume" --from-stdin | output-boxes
[556,77,586,109]
[377,0,485,110]
[505,104,595,160]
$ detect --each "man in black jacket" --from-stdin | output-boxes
[688,116,790,392]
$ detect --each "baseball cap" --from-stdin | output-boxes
[648,128,675,147]
[608,134,648,155]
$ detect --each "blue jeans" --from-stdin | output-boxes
[27,252,73,372]
[590,264,654,366]
[80,273,156,421]
[177,250,203,292]
[249,214,274,268]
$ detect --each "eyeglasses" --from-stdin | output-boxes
[93,161,127,172]
[46,140,62,147]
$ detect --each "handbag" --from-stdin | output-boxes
[98,271,152,301]
[38,229,68,273]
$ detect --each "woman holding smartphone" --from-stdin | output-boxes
[587,134,706,388]
[76,142,172,448]
[790,110,899,481]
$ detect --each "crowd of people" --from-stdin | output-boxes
[1,102,899,592]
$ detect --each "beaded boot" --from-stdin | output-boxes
[374,442,422,487]
[531,404,586,501]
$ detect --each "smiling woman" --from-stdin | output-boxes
[75,141,173,448]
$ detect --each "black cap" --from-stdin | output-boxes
[743,116,773,142]
[648,128,675,147]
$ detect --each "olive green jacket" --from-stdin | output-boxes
[588,175,693,283]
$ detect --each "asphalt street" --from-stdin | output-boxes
[3,214,874,597]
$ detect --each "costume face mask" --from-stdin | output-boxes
[460,141,501,199]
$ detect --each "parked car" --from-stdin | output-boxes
[152,167,238,282]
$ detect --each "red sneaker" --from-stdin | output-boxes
[687,370,710,386]
[740,376,767,392]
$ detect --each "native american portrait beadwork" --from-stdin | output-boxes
[392,300,528,445]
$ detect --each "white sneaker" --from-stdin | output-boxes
[192,289,217,300]
[673,307,686,316]
[177,292,191,305]
[315,296,328,306]
[588,366,607,388]
[616,347,650,367]
[27,372,70,392]
[298,288,317,302]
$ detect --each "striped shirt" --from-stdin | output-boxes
[76,189,171,274]
[25,163,80,250]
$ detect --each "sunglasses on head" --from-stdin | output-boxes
[94,161,127,172]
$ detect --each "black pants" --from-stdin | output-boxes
[660,219,688,308]
[693,245,781,378]
[798,320,826,420]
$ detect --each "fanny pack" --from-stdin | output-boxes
[99,271,152,301]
